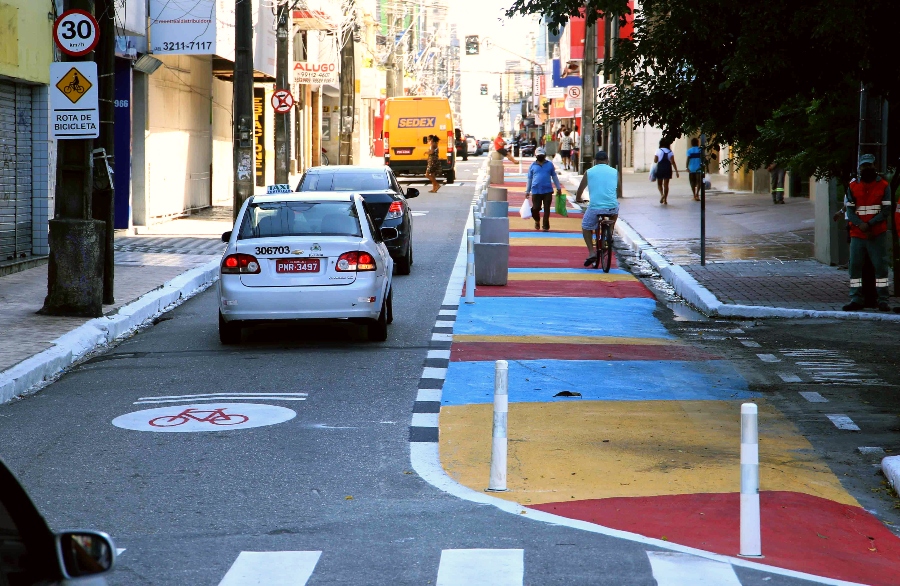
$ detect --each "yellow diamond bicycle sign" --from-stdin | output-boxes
[55,67,93,104]
[50,61,99,139]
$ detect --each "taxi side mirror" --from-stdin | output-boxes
[221,231,232,243]
[57,531,116,579]
[405,188,419,199]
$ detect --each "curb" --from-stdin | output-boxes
[614,217,900,322]
[0,259,221,404]
[883,456,900,494]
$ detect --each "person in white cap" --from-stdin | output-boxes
[524,147,563,231]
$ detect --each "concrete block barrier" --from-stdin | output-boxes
[485,201,509,218]
[487,187,508,201]
[475,242,509,286]
[479,217,510,245]
[489,161,504,185]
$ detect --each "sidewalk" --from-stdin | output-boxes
[422,159,900,586]
[0,207,230,403]
[555,169,900,319]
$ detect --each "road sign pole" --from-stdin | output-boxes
[41,0,105,317]
[233,0,255,220]
[274,1,289,184]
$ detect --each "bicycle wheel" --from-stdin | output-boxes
[210,414,249,426]
[600,223,613,273]
[149,415,189,427]
[321,152,329,166]
[593,227,601,270]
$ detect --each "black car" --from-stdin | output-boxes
[0,458,116,585]
[295,166,419,274]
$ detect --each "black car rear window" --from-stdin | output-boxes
[297,172,390,192]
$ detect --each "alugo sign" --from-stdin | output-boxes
[53,9,99,57]
[293,62,337,84]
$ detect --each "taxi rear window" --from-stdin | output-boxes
[238,201,361,239]
[297,172,390,192]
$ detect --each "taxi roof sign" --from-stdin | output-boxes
[266,184,293,194]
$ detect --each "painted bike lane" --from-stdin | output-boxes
[434,164,900,585]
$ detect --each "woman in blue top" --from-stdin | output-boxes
[524,147,563,231]
[686,137,703,201]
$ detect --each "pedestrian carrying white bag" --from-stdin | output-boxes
[649,163,658,181]
[519,199,532,219]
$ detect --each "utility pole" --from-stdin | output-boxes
[233,0,255,219]
[857,84,890,302]
[41,0,105,317]
[580,18,596,174]
[94,0,115,304]
[274,1,290,184]
[607,13,622,198]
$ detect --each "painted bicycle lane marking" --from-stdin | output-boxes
[112,403,296,432]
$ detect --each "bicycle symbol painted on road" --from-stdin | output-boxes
[149,407,249,427]
[112,403,296,433]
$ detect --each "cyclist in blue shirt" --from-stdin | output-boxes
[524,147,563,231]
[686,138,704,201]
[575,151,619,265]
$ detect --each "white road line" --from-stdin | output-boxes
[799,391,828,403]
[438,309,458,316]
[740,340,761,348]
[116,548,126,556]
[427,350,451,359]
[647,552,741,586]
[421,367,448,380]
[411,413,439,427]
[434,320,455,328]
[435,549,523,586]
[218,551,321,586]
[757,354,780,362]
[135,397,308,404]
[137,392,307,401]
[778,373,802,383]
[858,447,885,455]
[416,389,442,402]
[827,414,861,431]
[726,328,745,334]
[432,333,453,342]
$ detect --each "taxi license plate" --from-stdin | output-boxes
[275,258,320,273]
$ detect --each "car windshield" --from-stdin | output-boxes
[238,201,361,239]
[298,172,390,192]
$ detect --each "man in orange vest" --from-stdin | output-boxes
[843,154,892,311]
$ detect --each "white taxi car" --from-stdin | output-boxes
[217,191,394,343]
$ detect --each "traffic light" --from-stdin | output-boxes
[465,35,479,55]
[480,84,488,95]
[540,98,550,115]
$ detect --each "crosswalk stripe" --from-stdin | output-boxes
[436,549,523,586]
[647,552,741,586]
[218,551,321,586]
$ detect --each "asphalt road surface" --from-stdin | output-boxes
[0,160,854,585]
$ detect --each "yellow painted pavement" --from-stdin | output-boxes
[452,334,676,346]
[440,400,857,507]
[507,272,636,282]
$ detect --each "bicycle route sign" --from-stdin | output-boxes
[111,403,296,433]
[54,10,100,57]
[50,61,99,139]
[271,89,294,114]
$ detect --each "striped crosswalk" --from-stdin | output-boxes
[116,547,773,584]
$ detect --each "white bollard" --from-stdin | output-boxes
[474,217,481,236]
[465,233,475,304]
[740,403,762,557]
[486,360,509,492]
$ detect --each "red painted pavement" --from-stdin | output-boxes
[509,245,618,269]
[528,491,900,585]
[452,342,721,362]
[474,279,652,299]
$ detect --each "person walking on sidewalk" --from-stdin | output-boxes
[559,129,574,170]
[576,150,619,266]
[686,138,704,201]
[525,147,563,232]
[654,140,679,204]
[768,162,786,204]
[493,132,518,164]
[843,153,891,312]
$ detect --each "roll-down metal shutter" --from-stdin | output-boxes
[0,81,32,261]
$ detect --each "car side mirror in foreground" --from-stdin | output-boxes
[405,187,419,199]
[221,231,232,243]
[57,531,116,579]
[380,227,399,241]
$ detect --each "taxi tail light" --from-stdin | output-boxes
[221,253,261,274]
[336,251,377,272]
[386,201,403,219]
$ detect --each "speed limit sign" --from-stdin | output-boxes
[54,10,99,57]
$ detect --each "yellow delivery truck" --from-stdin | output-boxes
[382,97,456,183]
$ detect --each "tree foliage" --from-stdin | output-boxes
[506,0,900,178]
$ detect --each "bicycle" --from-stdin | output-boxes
[149,407,249,427]
[593,216,616,273]
[321,148,329,166]
[63,73,85,96]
